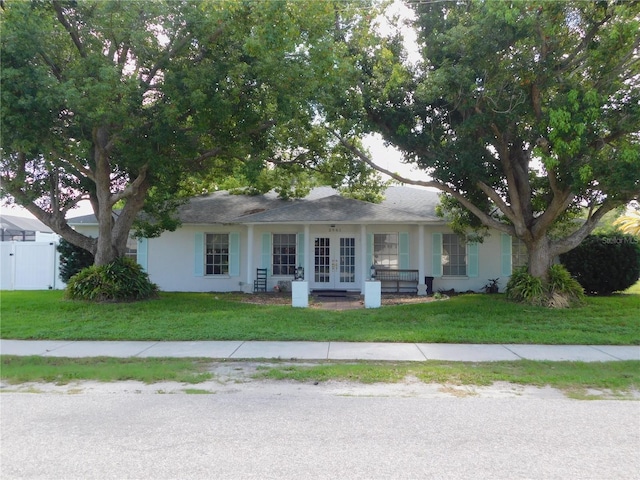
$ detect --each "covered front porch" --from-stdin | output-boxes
[241,222,434,297]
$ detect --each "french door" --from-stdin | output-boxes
[313,236,357,290]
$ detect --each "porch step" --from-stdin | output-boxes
[312,289,359,298]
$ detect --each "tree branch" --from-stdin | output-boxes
[532,189,576,239]
[475,181,517,225]
[550,200,616,257]
[141,31,194,88]
[332,131,513,234]
[52,0,87,58]
[490,123,529,232]
[556,12,611,76]
[109,163,149,205]
[38,51,63,81]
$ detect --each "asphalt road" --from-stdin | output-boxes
[1,382,638,479]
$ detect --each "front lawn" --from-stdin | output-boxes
[1,290,638,345]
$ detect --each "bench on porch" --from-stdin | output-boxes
[374,268,419,294]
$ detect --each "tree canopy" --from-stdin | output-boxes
[333,0,640,280]
[1,0,382,264]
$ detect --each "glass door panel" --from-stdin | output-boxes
[314,237,331,284]
[313,235,358,289]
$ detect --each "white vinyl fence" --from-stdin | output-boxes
[0,241,64,290]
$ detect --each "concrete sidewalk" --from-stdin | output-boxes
[1,339,638,362]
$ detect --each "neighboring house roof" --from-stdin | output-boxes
[68,186,442,226]
[0,215,53,233]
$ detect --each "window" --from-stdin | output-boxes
[512,237,528,269]
[373,233,398,267]
[124,238,137,260]
[442,234,467,276]
[205,233,229,275]
[272,234,297,276]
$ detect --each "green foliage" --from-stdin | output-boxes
[482,278,500,294]
[57,239,94,283]
[506,268,546,306]
[506,265,583,307]
[560,234,640,295]
[547,264,585,307]
[435,193,490,242]
[613,207,640,237]
[1,0,381,262]
[65,257,158,302]
[332,0,640,282]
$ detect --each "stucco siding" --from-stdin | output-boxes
[71,222,510,294]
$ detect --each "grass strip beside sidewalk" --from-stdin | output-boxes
[1,356,638,400]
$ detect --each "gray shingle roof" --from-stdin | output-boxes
[237,193,436,223]
[0,215,53,233]
[68,186,441,226]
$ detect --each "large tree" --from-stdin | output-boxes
[333,0,640,281]
[1,0,379,265]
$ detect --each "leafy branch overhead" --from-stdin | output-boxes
[0,0,382,265]
[328,0,640,281]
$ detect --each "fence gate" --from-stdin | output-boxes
[0,242,63,290]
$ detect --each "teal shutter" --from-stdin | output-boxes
[467,242,479,278]
[367,233,373,266]
[399,232,409,269]
[501,233,512,276]
[194,233,204,276]
[137,238,148,272]
[432,233,442,277]
[297,233,305,269]
[229,232,240,276]
[261,233,271,272]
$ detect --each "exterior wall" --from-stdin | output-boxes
[72,223,512,293]
[425,227,505,293]
[146,225,245,292]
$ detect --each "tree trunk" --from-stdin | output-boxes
[526,237,554,283]
[91,126,150,266]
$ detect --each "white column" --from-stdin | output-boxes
[304,224,311,284]
[364,280,381,308]
[360,224,368,294]
[417,224,427,296]
[292,280,309,308]
[245,225,254,294]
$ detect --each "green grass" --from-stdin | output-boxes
[2,356,637,398]
[255,360,640,398]
[0,355,213,385]
[1,290,639,345]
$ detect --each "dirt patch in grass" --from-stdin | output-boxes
[236,292,443,307]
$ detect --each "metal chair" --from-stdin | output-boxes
[254,268,267,292]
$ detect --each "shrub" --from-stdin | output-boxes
[506,267,546,306]
[506,265,583,308]
[547,264,584,307]
[65,257,158,302]
[548,264,584,299]
[560,233,640,295]
[57,239,95,283]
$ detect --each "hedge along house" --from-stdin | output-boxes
[68,186,524,295]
